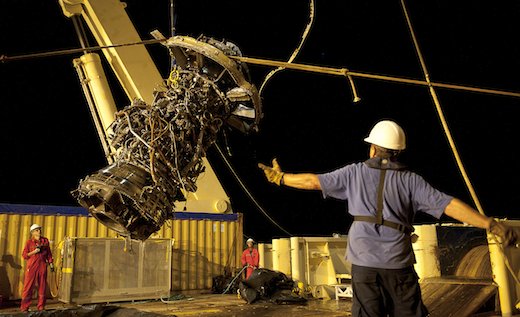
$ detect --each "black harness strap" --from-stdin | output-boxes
[354,168,412,235]
[376,169,386,225]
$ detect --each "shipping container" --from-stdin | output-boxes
[0,203,243,300]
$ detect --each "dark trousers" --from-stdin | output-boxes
[351,264,428,317]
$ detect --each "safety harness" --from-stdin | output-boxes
[353,158,413,235]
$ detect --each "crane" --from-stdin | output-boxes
[48,2,520,314]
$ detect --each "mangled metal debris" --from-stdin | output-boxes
[72,36,262,240]
[238,269,307,305]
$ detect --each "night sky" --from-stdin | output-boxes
[1,1,519,242]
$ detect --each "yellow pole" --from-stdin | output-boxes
[412,225,441,280]
[258,243,266,268]
[290,237,302,283]
[272,239,280,272]
[278,238,292,276]
[77,53,117,131]
[488,236,514,316]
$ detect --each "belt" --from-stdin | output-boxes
[353,169,413,235]
[353,216,413,234]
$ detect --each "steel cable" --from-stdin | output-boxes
[214,143,292,236]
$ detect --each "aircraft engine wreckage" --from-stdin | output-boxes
[72,36,262,240]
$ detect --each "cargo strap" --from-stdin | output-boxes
[353,169,412,235]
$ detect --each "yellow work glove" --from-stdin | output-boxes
[489,219,517,247]
[258,159,285,186]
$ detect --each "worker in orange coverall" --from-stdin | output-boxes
[241,238,259,280]
[20,224,54,312]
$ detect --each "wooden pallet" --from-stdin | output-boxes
[421,278,497,317]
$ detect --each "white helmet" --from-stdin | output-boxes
[246,238,254,244]
[30,224,42,232]
[364,120,406,150]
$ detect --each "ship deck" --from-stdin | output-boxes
[0,294,352,317]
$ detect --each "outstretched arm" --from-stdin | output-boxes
[444,198,517,246]
[281,173,321,190]
[258,159,321,190]
[444,198,492,229]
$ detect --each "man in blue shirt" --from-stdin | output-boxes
[259,120,516,317]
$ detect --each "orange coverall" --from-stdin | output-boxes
[241,248,259,280]
[20,237,53,311]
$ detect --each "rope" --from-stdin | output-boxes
[214,143,292,236]
[258,0,315,96]
[160,294,191,303]
[491,235,520,286]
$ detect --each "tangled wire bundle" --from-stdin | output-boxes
[73,36,261,240]
[111,71,229,196]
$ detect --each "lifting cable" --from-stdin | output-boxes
[399,0,520,287]
[214,143,292,236]
[258,0,315,96]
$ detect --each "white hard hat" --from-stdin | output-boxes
[246,238,254,244]
[364,120,406,150]
[30,224,42,232]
